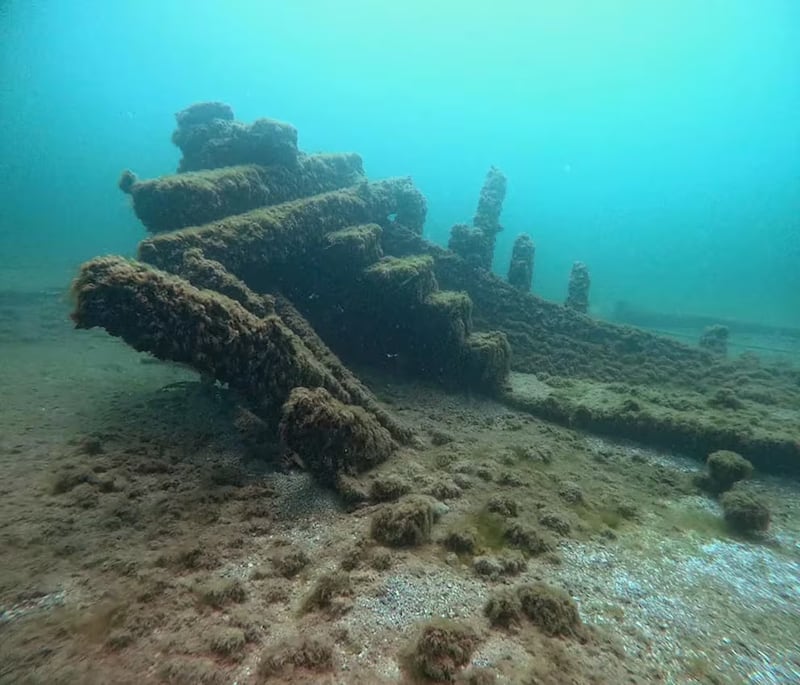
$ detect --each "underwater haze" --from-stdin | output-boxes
[1,0,798,325]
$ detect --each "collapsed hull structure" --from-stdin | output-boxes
[73,103,800,481]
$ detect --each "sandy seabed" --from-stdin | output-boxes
[1,286,799,685]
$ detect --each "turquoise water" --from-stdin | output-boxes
[1,1,798,325]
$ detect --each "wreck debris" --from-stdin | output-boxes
[448,223,493,271]
[507,233,535,292]
[324,223,384,269]
[176,247,275,318]
[70,257,350,421]
[271,294,411,443]
[172,102,299,172]
[73,101,799,481]
[279,386,396,487]
[137,178,426,274]
[473,166,507,255]
[565,261,590,313]
[120,154,365,233]
[448,166,508,271]
[355,255,510,390]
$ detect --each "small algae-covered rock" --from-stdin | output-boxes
[411,619,480,682]
[707,387,744,410]
[460,667,498,685]
[558,482,585,505]
[472,552,527,580]
[720,489,771,535]
[336,473,370,505]
[369,474,412,502]
[51,465,98,495]
[484,587,523,628]
[299,571,353,615]
[424,478,463,501]
[516,582,583,638]
[539,512,571,536]
[160,658,226,685]
[486,494,518,518]
[279,386,396,487]
[706,450,753,492]
[504,522,554,556]
[440,527,478,554]
[371,495,437,547]
[271,547,310,578]
[370,547,393,571]
[198,577,247,608]
[258,633,334,680]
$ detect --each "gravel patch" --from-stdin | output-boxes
[555,512,800,683]
[339,565,487,678]
[0,590,66,626]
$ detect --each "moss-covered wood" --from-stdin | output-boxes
[71,257,357,422]
[172,103,299,172]
[504,372,800,474]
[137,178,426,275]
[279,386,397,486]
[122,154,365,233]
[380,222,800,473]
[73,104,799,477]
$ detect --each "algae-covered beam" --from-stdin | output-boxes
[70,256,355,421]
[137,178,427,276]
[120,153,366,234]
[272,294,413,443]
[279,386,397,487]
[175,247,388,424]
[176,248,275,318]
